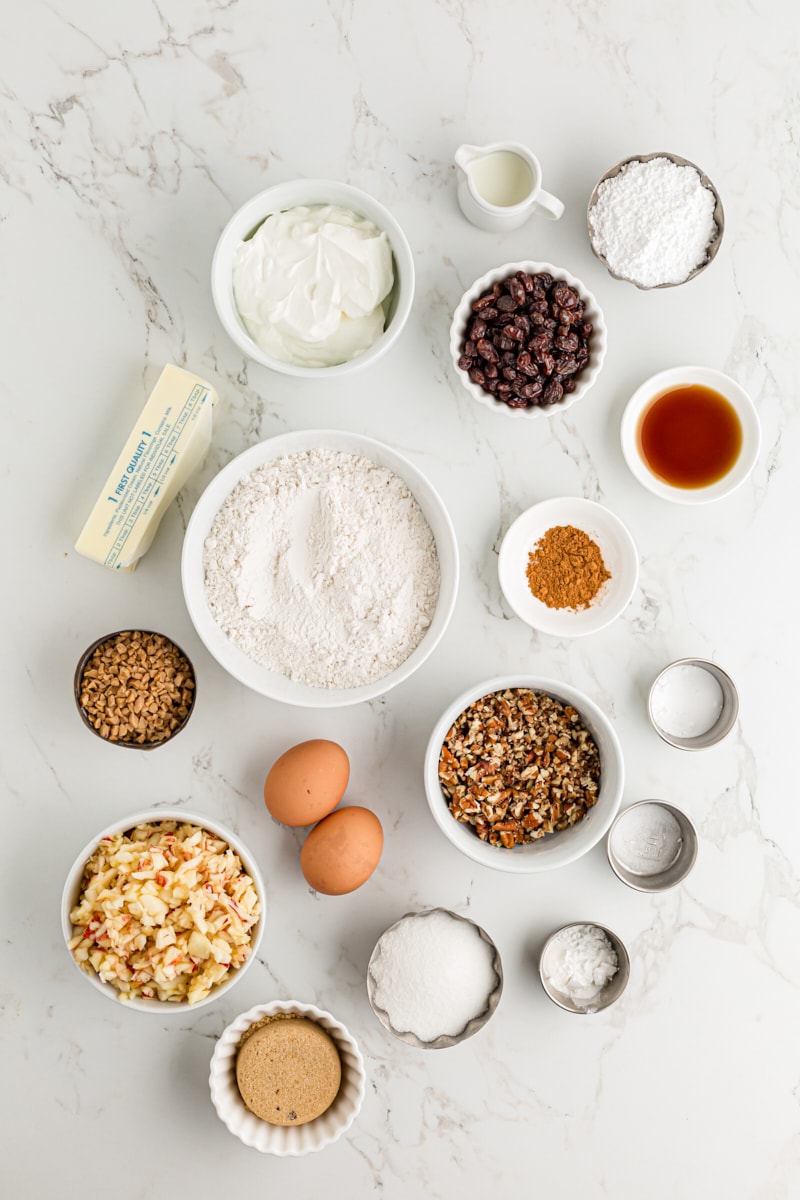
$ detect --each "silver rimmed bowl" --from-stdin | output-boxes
[648,657,739,749]
[367,908,503,1048]
[607,800,698,892]
[587,151,724,288]
[539,921,630,1014]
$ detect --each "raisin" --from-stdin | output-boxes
[551,284,578,309]
[508,277,526,305]
[458,269,595,410]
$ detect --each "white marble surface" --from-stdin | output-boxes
[3,1,800,1195]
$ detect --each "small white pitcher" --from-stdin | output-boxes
[455,142,564,232]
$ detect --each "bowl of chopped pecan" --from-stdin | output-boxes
[449,262,607,417]
[424,676,624,872]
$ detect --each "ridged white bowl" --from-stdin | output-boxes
[449,260,607,419]
[209,1000,366,1155]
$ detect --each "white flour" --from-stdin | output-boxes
[588,157,717,287]
[203,448,440,689]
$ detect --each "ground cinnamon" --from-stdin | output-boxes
[526,525,611,610]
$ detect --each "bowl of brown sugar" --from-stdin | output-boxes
[498,497,639,637]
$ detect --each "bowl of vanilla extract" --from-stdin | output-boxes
[620,365,761,504]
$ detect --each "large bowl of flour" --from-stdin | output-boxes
[182,430,459,706]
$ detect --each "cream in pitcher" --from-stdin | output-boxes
[455,141,564,231]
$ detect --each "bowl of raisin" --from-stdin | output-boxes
[449,262,607,418]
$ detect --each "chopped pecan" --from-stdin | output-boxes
[437,688,601,848]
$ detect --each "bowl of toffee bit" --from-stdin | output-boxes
[424,676,624,873]
[449,261,607,417]
[75,629,197,749]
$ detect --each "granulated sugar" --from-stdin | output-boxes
[370,910,498,1042]
[203,448,440,689]
[589,157,717,287]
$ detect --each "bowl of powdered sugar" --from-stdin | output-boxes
[181,430,458,707]
[587,152,724,289]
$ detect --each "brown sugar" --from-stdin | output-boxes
[235,1015,342,1126]
[526,524,611,611]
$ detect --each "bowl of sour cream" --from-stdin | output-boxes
[211,180,414,376]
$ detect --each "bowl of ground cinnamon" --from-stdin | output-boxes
[498,497,638,637]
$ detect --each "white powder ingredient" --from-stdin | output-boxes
[610,804,683,876]
[651,663,724,738]
[203,448,440,689]
[589,157,717,287]
[546,924,619,1009]
[370,911,498,1042]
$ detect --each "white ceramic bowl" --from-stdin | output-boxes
[498,497,639,637]
[209,1000,365,1155]
[424,675,624,873]
[211,179,414,376]
[61,809,265,1013]
[449,260,607,419]
[182,429,459,707]
[620,365,761,503]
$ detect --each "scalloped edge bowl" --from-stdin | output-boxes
[587,151,724,289]
[209,1000,365,1154]
[449,260,607,419]
[366,908,503,1048]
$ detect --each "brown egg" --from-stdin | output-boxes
[263,740,350,827]
[301,807,383,896]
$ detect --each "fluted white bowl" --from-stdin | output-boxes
[209,1000,366,1155]
[449,260,607,419]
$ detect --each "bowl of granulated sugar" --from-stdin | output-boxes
[367,908,503,1048]
[587,152,724,289]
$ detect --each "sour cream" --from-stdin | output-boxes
[232,204,394,367]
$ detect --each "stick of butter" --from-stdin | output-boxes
[75,364,217,572]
